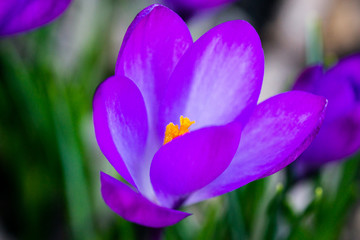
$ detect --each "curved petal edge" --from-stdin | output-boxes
[186,91,327,205]
[161,20,264,132]
[93,76,149,188]
[151,122,242,207]
[0,0,72,36]
[101,172,191,228]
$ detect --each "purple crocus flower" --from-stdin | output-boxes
[293,54,360,172]
[0,0,71,36]
[93,4,327,228]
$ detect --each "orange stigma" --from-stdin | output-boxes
[163,116,195,144]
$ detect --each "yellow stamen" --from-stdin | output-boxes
[163,116,195,144]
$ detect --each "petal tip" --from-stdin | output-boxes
[100,172,191,228]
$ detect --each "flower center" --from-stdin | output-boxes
[163,116,195,144]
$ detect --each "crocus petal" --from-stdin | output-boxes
[93,76,148,191]
[164,0,235,12]
[322,54,360,120]
[294,63,357,122]
[293,54,360,166]
[101,172,191,228]
[117,4,158,59]
[150,122,242,207]
[292,65,324,93]
[327,54,360,87]
[116,4,193,144]
[297,107,360,168]
[161,20,264,133]
[0,0,71,36]
[186,91,327,204]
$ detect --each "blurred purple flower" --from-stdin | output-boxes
[163,0,235,20]
[0,0,71,36]
[165,0,235,11]
[93,4,327,228]
[293,54,360,172]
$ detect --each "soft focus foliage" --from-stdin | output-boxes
[0,0,360,239]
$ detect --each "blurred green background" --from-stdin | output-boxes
[1,0,360,239]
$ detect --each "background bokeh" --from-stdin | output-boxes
[1,0,360,239]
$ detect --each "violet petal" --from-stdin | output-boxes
[165,0,235,10]
[150,122,242,207]
[161,20,264,133]
[294,54,360,166]
[101,172,191,228]
[292,64,324,93]
[116,4,193,144]
[0,0,71,36]
[93,76,148,190]
[186,91,327,204]
[298,107,360,168]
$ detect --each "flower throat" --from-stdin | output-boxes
[163,116,195,144]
